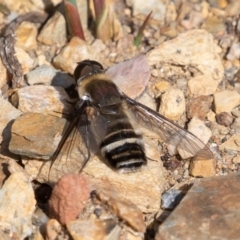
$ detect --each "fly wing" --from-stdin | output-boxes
[39,102,108,183]
[46,115,90,183]
[123,94,213,160]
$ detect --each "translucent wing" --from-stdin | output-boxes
[46,115,89,183]
[123,94,213,160]
[40,101,107,183]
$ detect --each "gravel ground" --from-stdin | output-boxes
[0,0,239,239]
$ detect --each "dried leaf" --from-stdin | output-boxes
[134,11,152,47]
[64,0,85,40]
[94,0,123,42]
[0,12,48,89]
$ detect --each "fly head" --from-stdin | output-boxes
[74,60,104,84]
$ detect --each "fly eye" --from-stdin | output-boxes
[74,60,104,83]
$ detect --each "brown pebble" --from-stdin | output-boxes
[46,219,62,240]
[67,218,121,240]
[156,173,240,239]
[187,96,213,120]
[189,158,216,177]
[215,112,233,127]
[96,189,146,233]
[49,174,90,225]
[9,112,67,160]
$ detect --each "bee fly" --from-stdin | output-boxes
[49,60,213,178]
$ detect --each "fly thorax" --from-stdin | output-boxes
[85,79,122,107]
[99,104,122,115]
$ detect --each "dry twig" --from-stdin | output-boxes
[0,12,48,89]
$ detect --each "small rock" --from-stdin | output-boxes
[26,64,57,85]
[225,66,236,80]
[219,134,240,152]
[67,218,121,240]
[187,96,213,120]
[159,88,185,121]
[23,159,49,183]
[211,122,229,140]
[221,34,234,50]
[210,8,226,18]
[161,189,184,209]
[31,0,61,9]
[3,1,39,13]
[115,34,135,56]
[0,172,36,239]
[188,74,219,96]
[147,30,224,87]
[181,10,204,30]
[32,208,49,227]
[189,158,216,177]
[37,54,51,67]
[15,47,37,74]
[37,11,67,47]
[123,231,144,240]
[225,1,240,17]
[9,112,67,160]
[156,173,240,240]
[165,2,177,23]
[8,159,33,180]
[231,117,240,133]
[232,155,240,164]
[126,0,166,21]
[15,21,38,50]
[160,25,178,38]
[213,90,240,114]
[207,0,228,8]
[201,1,209,18]
[233,59,240,68]
[154,80,170,93]
[201,16,226,34]
[226,43,240,61]
[49,174,90,225]
[91,39,107,53]
[151,69,159,77]
[96,189,146,233]
[207,110,216,122]
[30,229,44,240]
[138,92,156,110]
[46,219,62,240]
[26,64,74,88]
[215,112,233,127]
[0,98,22,143]
[53,37,99,74]
[11,85,72,117]
[223,60,233,70]
[188,117,212,144]
[177,1,193,23]
[106,54,150,99]
[232,108,240,118]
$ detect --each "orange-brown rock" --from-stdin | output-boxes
[49,174,90,225]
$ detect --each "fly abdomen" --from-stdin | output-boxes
[100,127,147,172]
